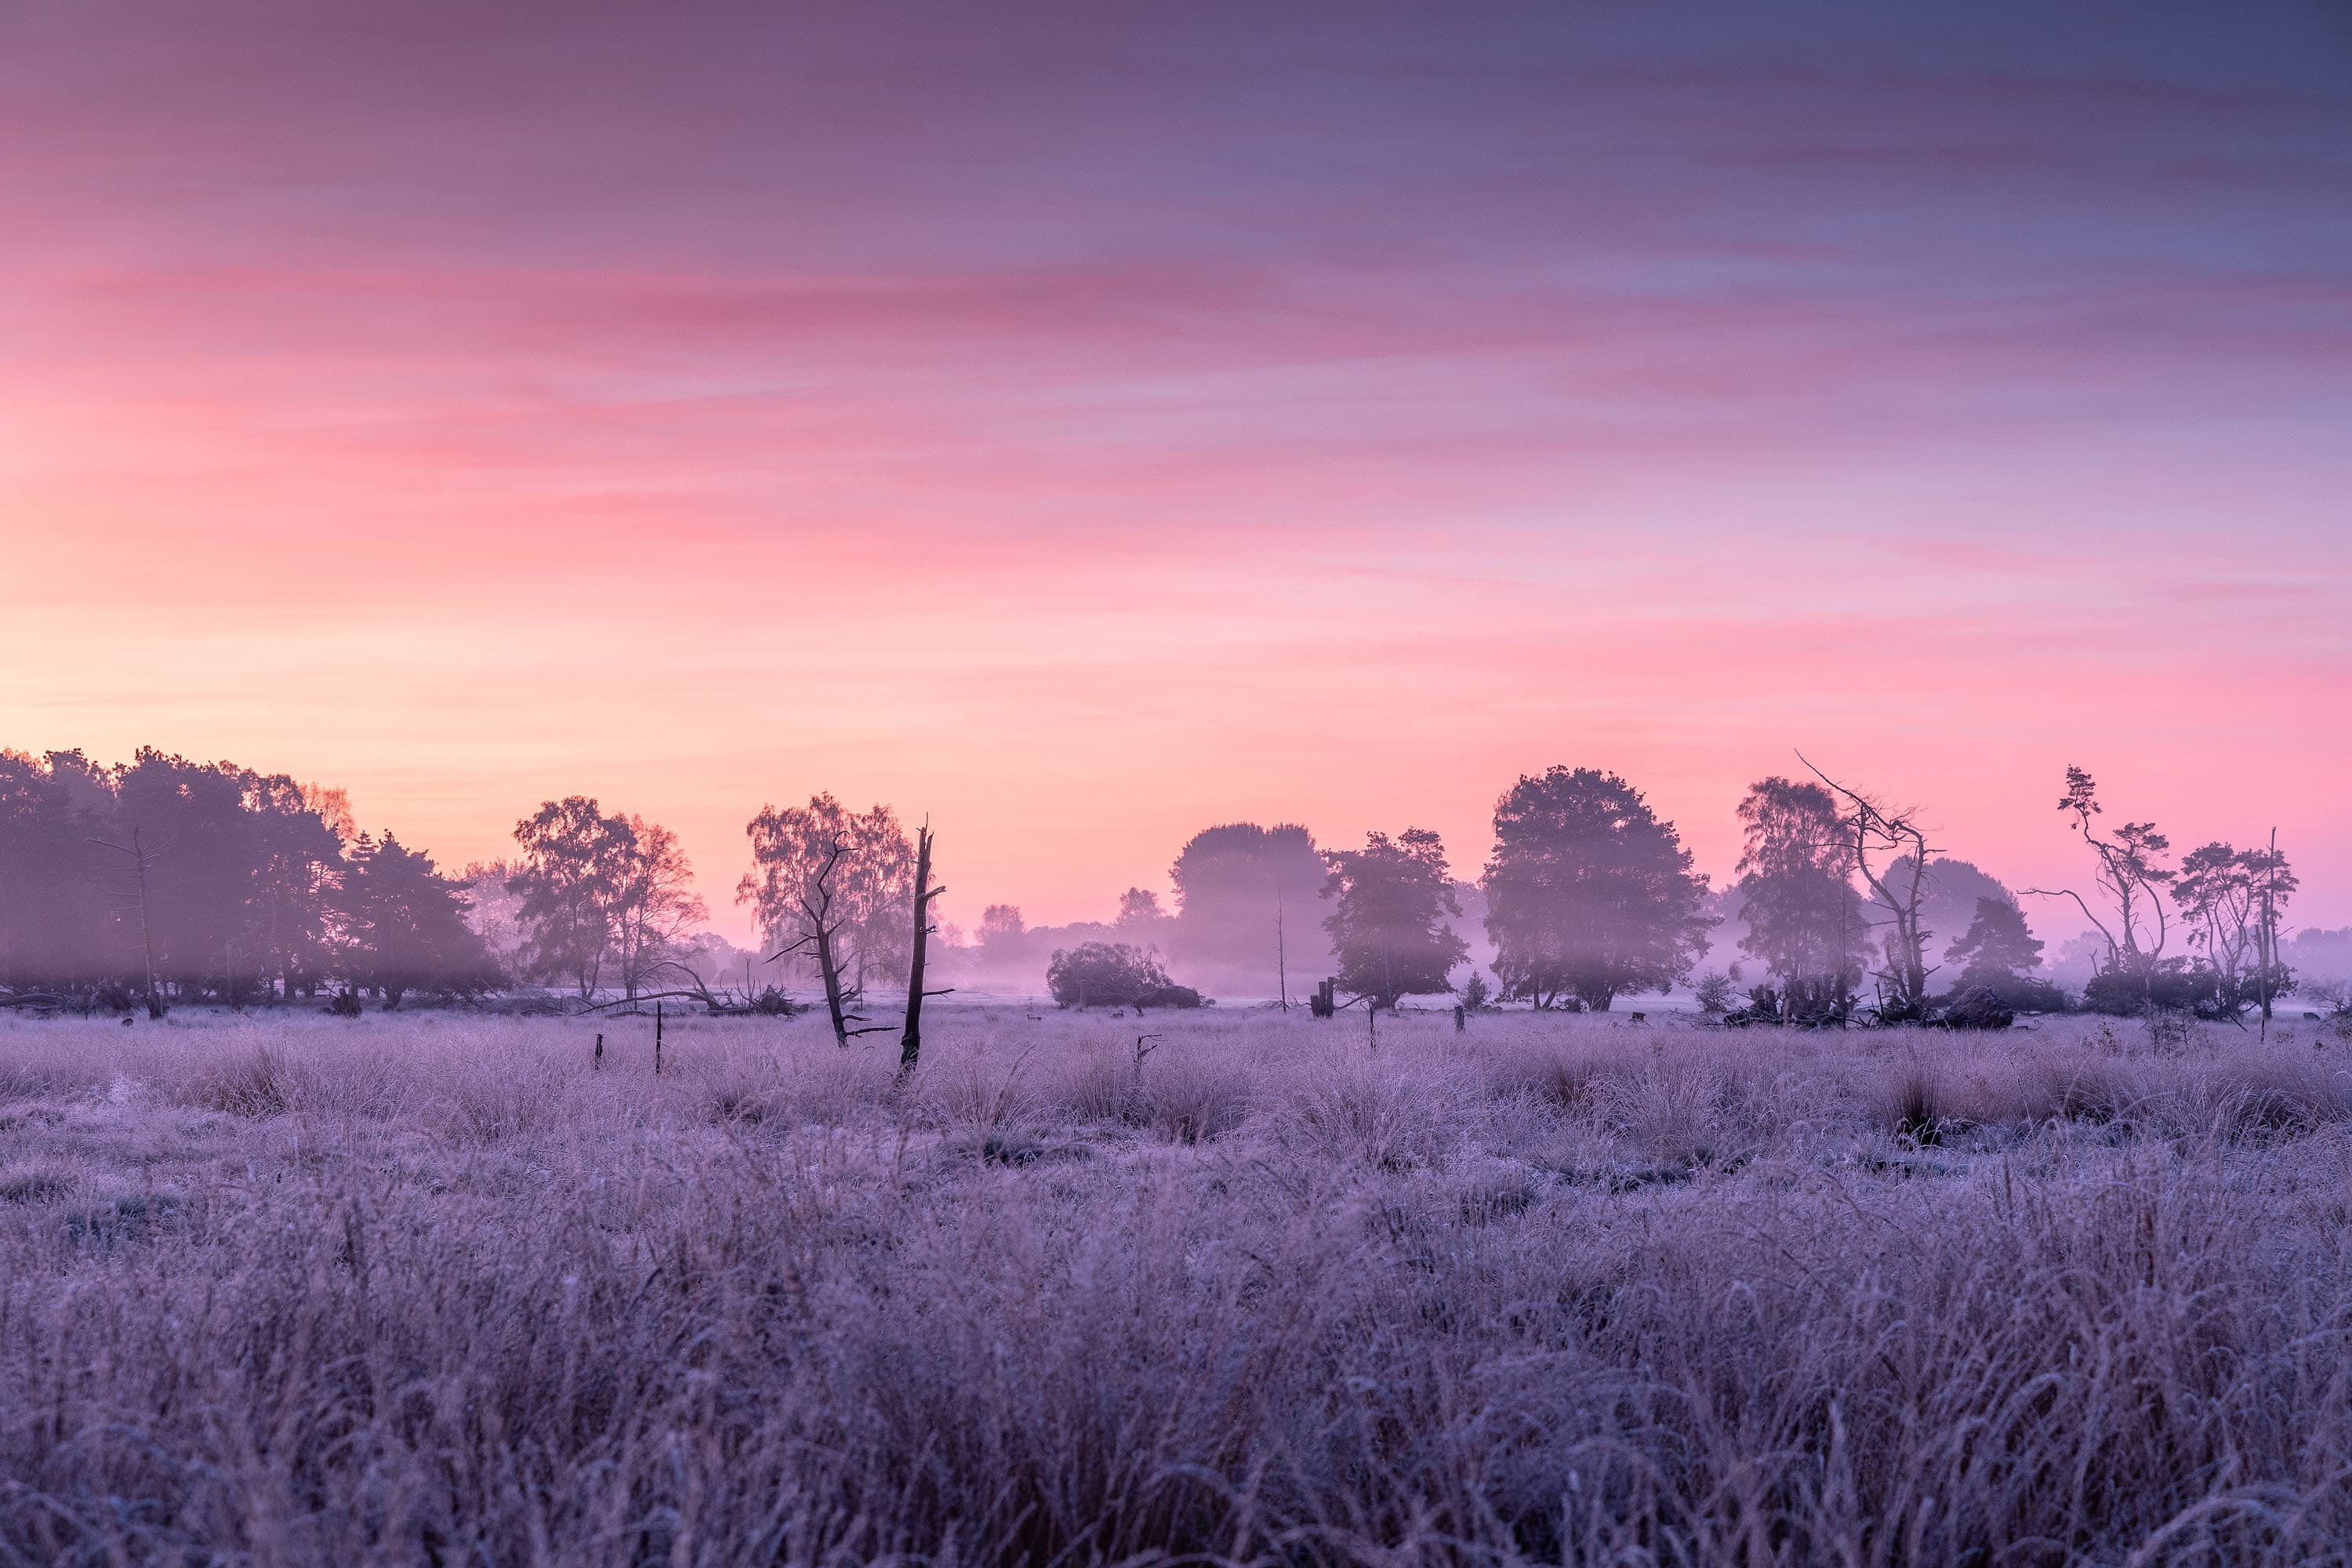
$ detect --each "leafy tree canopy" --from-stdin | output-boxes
[1322,828,1468,1010]
[1482,766,1714,1011]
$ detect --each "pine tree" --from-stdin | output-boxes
[343,833,501,1007]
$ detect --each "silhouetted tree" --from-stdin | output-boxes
[2175,840,2296,1020]
[110,750,258,1001]
[2252,832,2290,1035]
[1735,778,1867,1024]
[243,775,348,1001]
[609,815,708,1002]
[1803,760,1937,1020]
[5,747,488,1011]
[1945,895,2042,982]
[508,797,635,998]
[340,833,501,1007]
[1943,896,2066,1011]
[977,903,1025,946]
[739,795,913,993]
[1116,887,1164,927]
[1170,822,1328,976]
[777,833,865,1043]
[1874,856,2013,968]
[2026,768,2175,1008]
[1322,828,1468,1010]
[0,750,118,993]
[1480,766,1713,1011]
[104,750,347,1006]
[740,794,909,1044]
[898,822,950,1071]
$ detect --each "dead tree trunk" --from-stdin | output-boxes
[898,822,952,1073]
[810,912,855,1047]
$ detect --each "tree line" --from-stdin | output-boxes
[0,749,497,1014]
[1051,763,2306,1029]
[0,746,2317,1031]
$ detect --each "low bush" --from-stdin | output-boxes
[1046,940,1182,1008]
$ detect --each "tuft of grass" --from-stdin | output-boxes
[1886,1060,1951,1146]
[192,1044,289,1118]
[0,1168,71,1204]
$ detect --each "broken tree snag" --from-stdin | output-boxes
[1310,978,1336,1018]
[899,822,951,1074]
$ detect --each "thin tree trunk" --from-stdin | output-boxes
[815,922,852,1047]
[2259,827,2278,1040]
[1276,887,1288,1012]
[899,824,945,1073]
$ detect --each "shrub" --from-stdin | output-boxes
[1691,970,1737,1015]
[2083,961,2223,1018]
[1045,942,1174,1008]
[1980,974,2070,1013]
[1933,985,2015,1031]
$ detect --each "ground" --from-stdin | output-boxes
[2,1002,2350,1565]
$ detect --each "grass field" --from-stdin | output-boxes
[4,1003,2351,1565]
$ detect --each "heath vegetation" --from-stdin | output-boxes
[4,1004,2352,1564]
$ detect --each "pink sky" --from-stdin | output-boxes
[4,1,2347,941]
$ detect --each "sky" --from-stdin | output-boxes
[3,0,2349,943]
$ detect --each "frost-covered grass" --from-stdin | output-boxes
[2,1004,2351,1565]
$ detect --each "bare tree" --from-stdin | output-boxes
[764,835,884,1047]
[1802,756,1937,1021]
